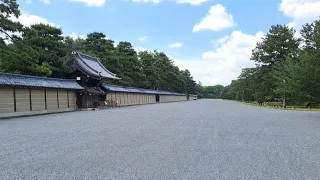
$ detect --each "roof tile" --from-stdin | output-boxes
[72,52,120,80]
[102,84,185,96]
[0,73,83,90]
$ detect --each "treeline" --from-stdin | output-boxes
[0,0,197,94]
[197,83,224,99]
[221,20,320,107]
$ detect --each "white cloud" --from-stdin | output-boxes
[69,32,87,40]
[70,32,78,40]
[69,0,106,7]
[39,0,51,4]
[138,36,148,41]
[176,0,210,5]
[280,0,320,30]
[168,42,183,48]
[167,55,174,60]
[174,31,264,85]
[0,33,11,44]
[69,33,109,40]
[193,4,235,32]
[131,0,209,5]
[2,12,57,44]
[135,46,148,52]
[10,12,58,28]
[25,0,51,4]
[132,0,160,4]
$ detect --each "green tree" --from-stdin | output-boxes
[272,56,303,107]
[250,24,300,103]
[199,85,224,99]
[179,69,196,94]
[0,42,46,75]
[153,52,174,91]
[195,81,204,98]
[22,24,66,77]
[63,36,86,55]
[298,20,320,106]
[237,68,258,102]
[251,25,299,65]
[0,0,23,43]
[220,85,230,99]
[116,41,147,87]
[138,50,160,89]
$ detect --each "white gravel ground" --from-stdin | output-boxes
[1,99,320,179]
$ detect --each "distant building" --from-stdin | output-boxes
[187,94,198,100]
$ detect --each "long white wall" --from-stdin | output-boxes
[159,95,186,103]
[106,92,186,106]
[0,87,78,118]
[107,92,156,106]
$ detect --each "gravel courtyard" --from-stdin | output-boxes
[1,99,320,179]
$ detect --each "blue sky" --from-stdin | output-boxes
[16,0,320,85]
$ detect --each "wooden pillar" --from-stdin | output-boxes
[85,95,87,108]
[67,90,69,108]
[127,93,129,105]
[57,89,59,109]
[44,89,47,110]
[139,94,141,104]
[29,88,32,111]
[13,87,16,112]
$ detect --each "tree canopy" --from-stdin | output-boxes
[222,20,320,107]
[197,84,224,99]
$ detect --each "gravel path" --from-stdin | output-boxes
[1,99,320,179]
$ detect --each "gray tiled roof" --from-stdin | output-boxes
[102,84,186,96]
[0,73,84,90]
[72,52,120,80]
